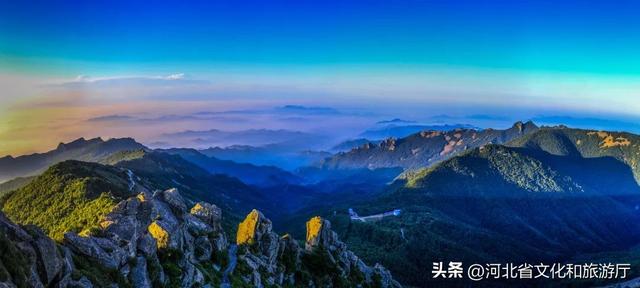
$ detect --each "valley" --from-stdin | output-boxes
[1,122,640,287]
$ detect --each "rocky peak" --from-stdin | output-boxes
[233,211,402,288]
[305,216,340,251]
[1,192,401,288]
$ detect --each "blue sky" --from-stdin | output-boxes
[1,0,640,155]
[3,0,640,73]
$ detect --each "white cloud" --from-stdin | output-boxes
[164,73,185,80]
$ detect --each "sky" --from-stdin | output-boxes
[1,0,640,156]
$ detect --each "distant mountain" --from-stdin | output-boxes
[330,138,380,152]
[200,144,331,170]
[157,148,303,187]
[320,129,640,286]
[359,123,479,139]
[0,137,147,182]
[322,121,539,170]
[375,118,417,125]
[159,128,327,150]
[0,176,34,198]
[109,151,273,219]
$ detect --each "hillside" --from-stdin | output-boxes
[158,148,302,187]
[109,151,276,221]
[320,121,539,170]
[322,142,640,286]
[1,161,135,240]
[508,126,640,182]
[0,188,401,287]
[0,137,147,183]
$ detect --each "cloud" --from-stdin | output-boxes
[87,115,136,122]
[55,73,207,87]
[466,114,511,121]
[275,105,341,115]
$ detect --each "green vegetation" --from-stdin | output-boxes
[71,254,131,288]
[1,160,130,240]
[100,149,147,165]
[320,134,640,286]
[158,248,184,288]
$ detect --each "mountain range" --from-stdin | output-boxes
[318,126,640,286]
[0,137,145,183]
[320,121,539,170]
[2,121,640,287]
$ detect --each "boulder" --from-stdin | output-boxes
[159,188,187,212]
[190,202,222,227]
[129,256,152,288]
[63,233,120,270]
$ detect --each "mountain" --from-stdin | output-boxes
[508,126,640,182]
[330,138,380,152]
[320,139,640,286]
[0,176,34,198]
[108,150,273,220]
[359,123,479,139]
[157,148,302,187]
[321,121,539,170]
[1,160,135,241]
[200,144,331,170]
[0,186,400,287]
[0,137,147,183]
[0,150,275,239]
[159,128,327,151]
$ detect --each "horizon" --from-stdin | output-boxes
[2,1,640,156]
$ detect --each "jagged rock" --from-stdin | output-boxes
[374,263,403,288]
[305,216,340,251]
[129,256,152,288]
[0,213,69,288]
[29,226,64,285]
[236,210,279,268]
[159,188,187,212]
[137,233,157,257]
[147,220,181,250]
[63,233,121,270]
[184,214,213,235]
[2,189,401,288]
[190,202,222,227]
[194,236,212,261]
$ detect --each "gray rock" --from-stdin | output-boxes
[130,257,152,288]
[31,228,64,284]
[63,233,120,270]
[137,233,157,257]
[190,202,222,227]
[160,188,187,212]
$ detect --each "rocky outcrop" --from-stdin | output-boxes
[0,212,80,288]
[62,188,228,288]
[232,211,402,288]
[1,189,401,288]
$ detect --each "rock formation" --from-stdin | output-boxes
[0,188,400,287]
[233,211,402,288]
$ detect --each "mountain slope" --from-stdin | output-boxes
[0,137,146,182]
[322,141,640,286]
[320,121,539,170]
[158,148,302,186]
[109,151,274,220]
[1,161,135,240]
[508,126,640,182]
